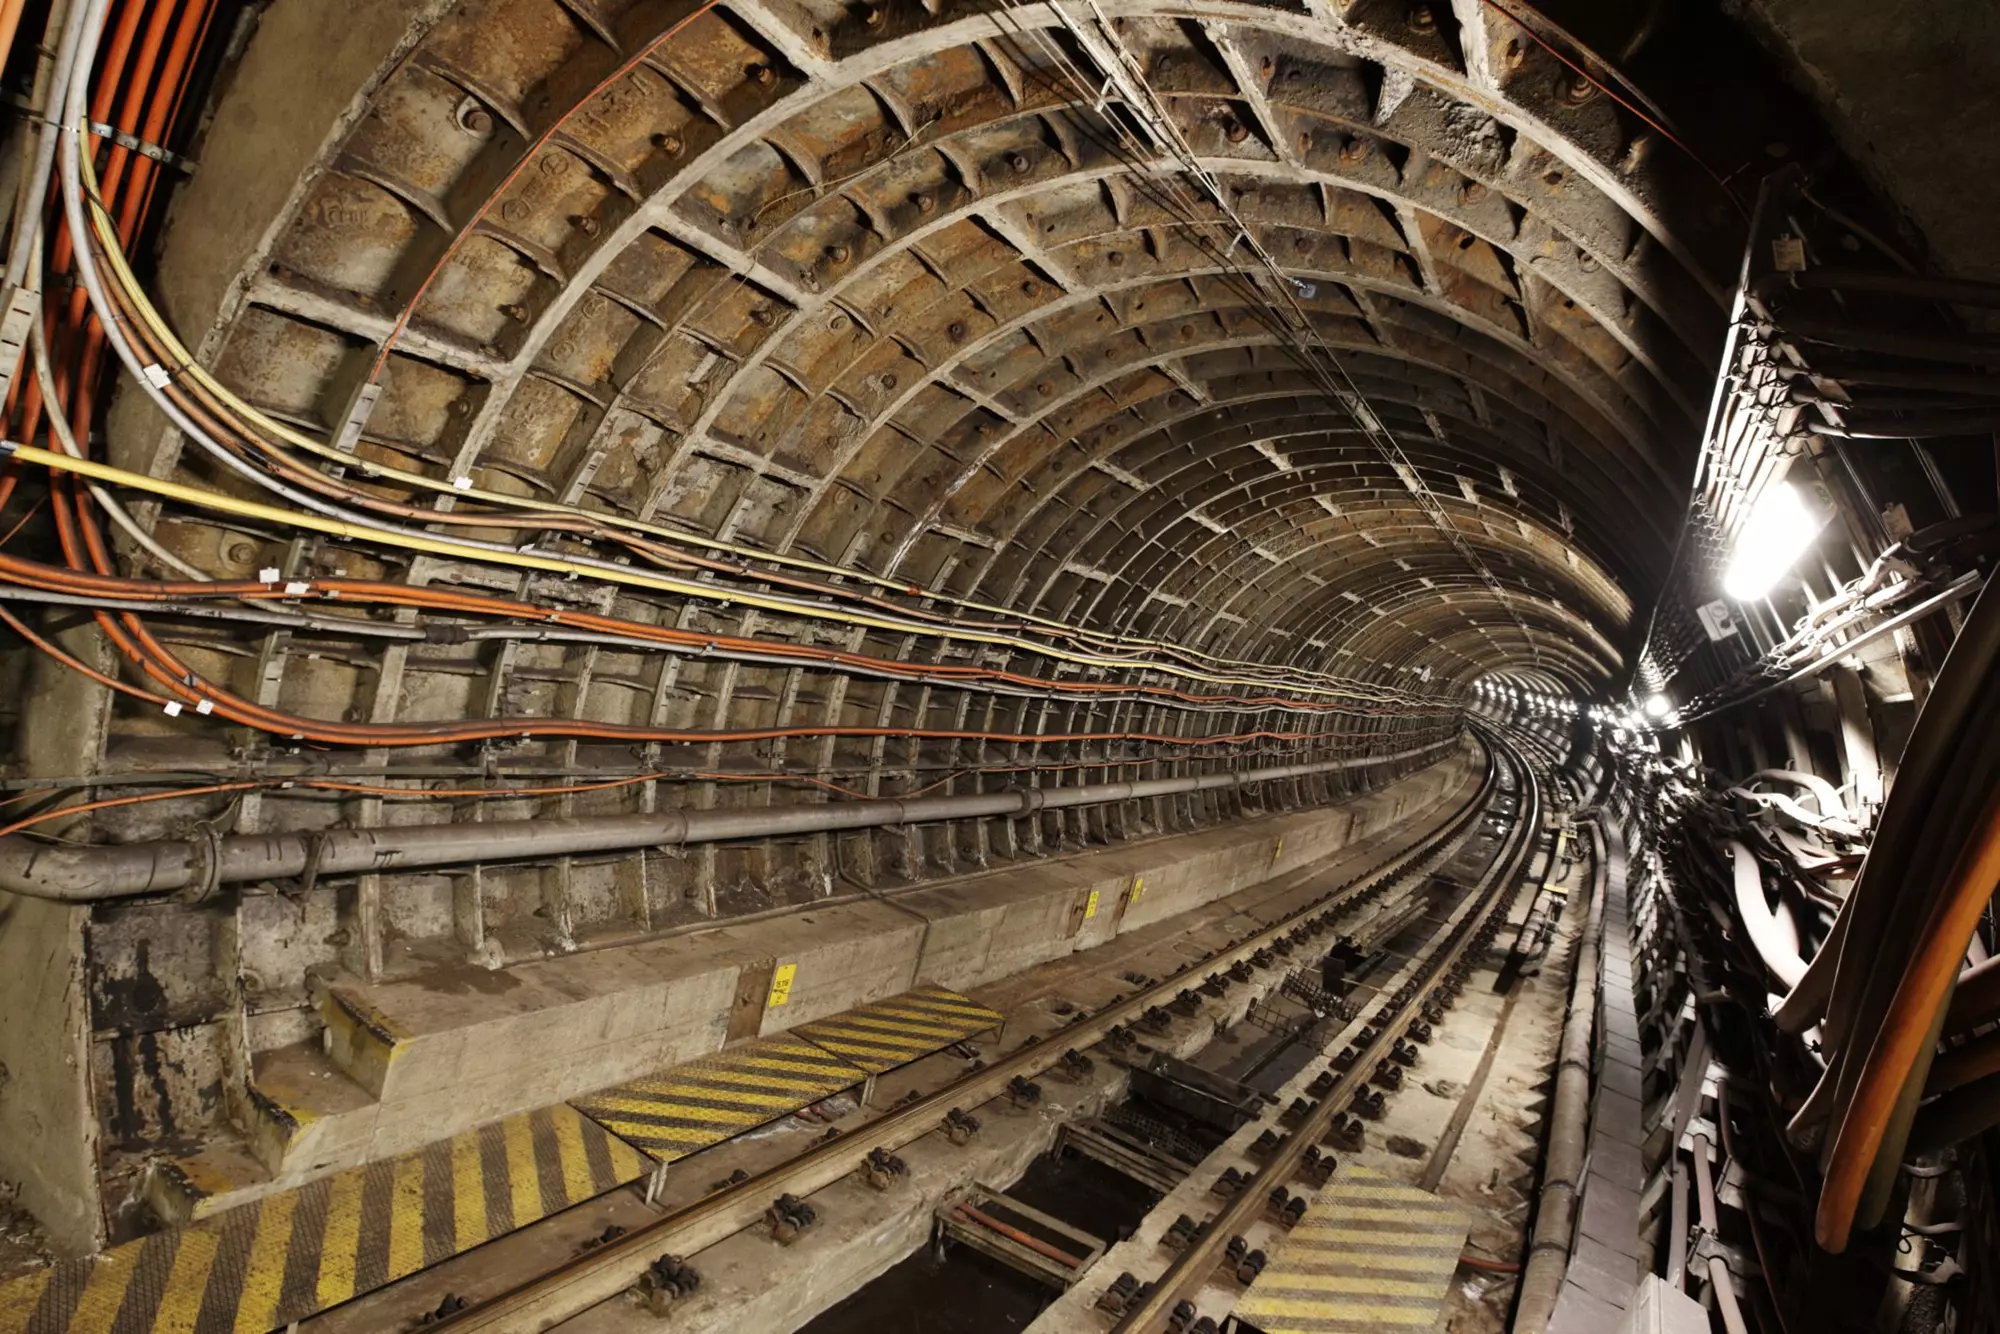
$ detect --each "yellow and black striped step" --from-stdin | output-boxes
[0,1104,647,1334]
[569,1034,866,1164]
[789,985,1005,1074]
[1234,1164,1471,1333]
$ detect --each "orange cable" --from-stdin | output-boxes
[1816,780,2000,1251]
[0,781,259,837]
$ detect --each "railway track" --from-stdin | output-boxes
[325,734,1520,1334]
[1107,733,1543,1331]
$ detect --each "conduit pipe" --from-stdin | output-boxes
[0,738,1458,901]
[1731,840,1809,988]
[1512,814,1608,1333]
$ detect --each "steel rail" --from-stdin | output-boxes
[1111,733,1543,1331]
[374,740,1504,1333]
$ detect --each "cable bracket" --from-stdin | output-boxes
[85,120,196,173]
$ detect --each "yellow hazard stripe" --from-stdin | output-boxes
[317,1170,364,1309]
[233,1187,298,1333]
[1236,1297,1446,1325]
[451,1127,488,1253]
[617,1072,840,1103]
[5,1104,643,1334]
[906,987,1002,1015]
[807,1014,972,1041]
[504,1114,542,1231]
[0,1270,50,1334]
[67,1246,141,1334]
[1315,1205,1468,1227]
[1323,1181,1444,1200]
[1280,1239,1465,1270]
[154,1228,221,1333]
[1248,1273,1457,1297]
[387,1153,427,1282]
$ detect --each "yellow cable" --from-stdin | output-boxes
[10,441,1451,707]
[74,151,1432,699]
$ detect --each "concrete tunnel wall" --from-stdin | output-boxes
[155,739,1482,1223]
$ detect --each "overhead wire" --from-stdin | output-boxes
[37,0,1552,705]
[59,149,1437,699]
[986,0,1549,664]
[0,0,1490,776]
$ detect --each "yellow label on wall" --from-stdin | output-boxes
[1273,837,1284,860]
[1083,889,1100,919]
[767,962,797,1007]
[1129,876,1145,903]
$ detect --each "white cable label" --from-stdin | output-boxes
[283,581,310,596]
[258,567,280,583]
[452,476,474,490]
[141,364,171,388]
[163,701,183,717]
[195,699,213,715]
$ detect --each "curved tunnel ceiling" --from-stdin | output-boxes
[103,0,1777,796]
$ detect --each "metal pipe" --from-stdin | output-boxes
[1511,816,1610,1332]
[1790,362,2000,398]
[1709,1258,1753,1334]
[951,1204,1083,1269]
[0,737,1459,901]
[1665,1163,1691,1290]
[431,754,1500,1334]
[1778,315,2000,368]
[1814,410,2000,440]
[1757,268,2000,311]
[1692,1132,1719,1230]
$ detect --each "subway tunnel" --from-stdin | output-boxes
[1,0,1998,1330]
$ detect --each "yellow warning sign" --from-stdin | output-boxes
[1274,837,1284,860]
[1084,889,1100,919]
[768,962,797,1007]
[1129,876,1145,903]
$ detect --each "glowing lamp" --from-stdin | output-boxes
[1722,481,1828,602]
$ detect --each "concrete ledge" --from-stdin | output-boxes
[317,936,741,1158]
[261,746,1479,1187]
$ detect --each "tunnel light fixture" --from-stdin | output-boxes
[1721,481,1829,602]
[1643,693,1672,719]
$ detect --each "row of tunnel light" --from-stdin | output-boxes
[1470,679,1677,734]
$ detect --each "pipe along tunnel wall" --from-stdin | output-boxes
[67,738,1482,1243]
